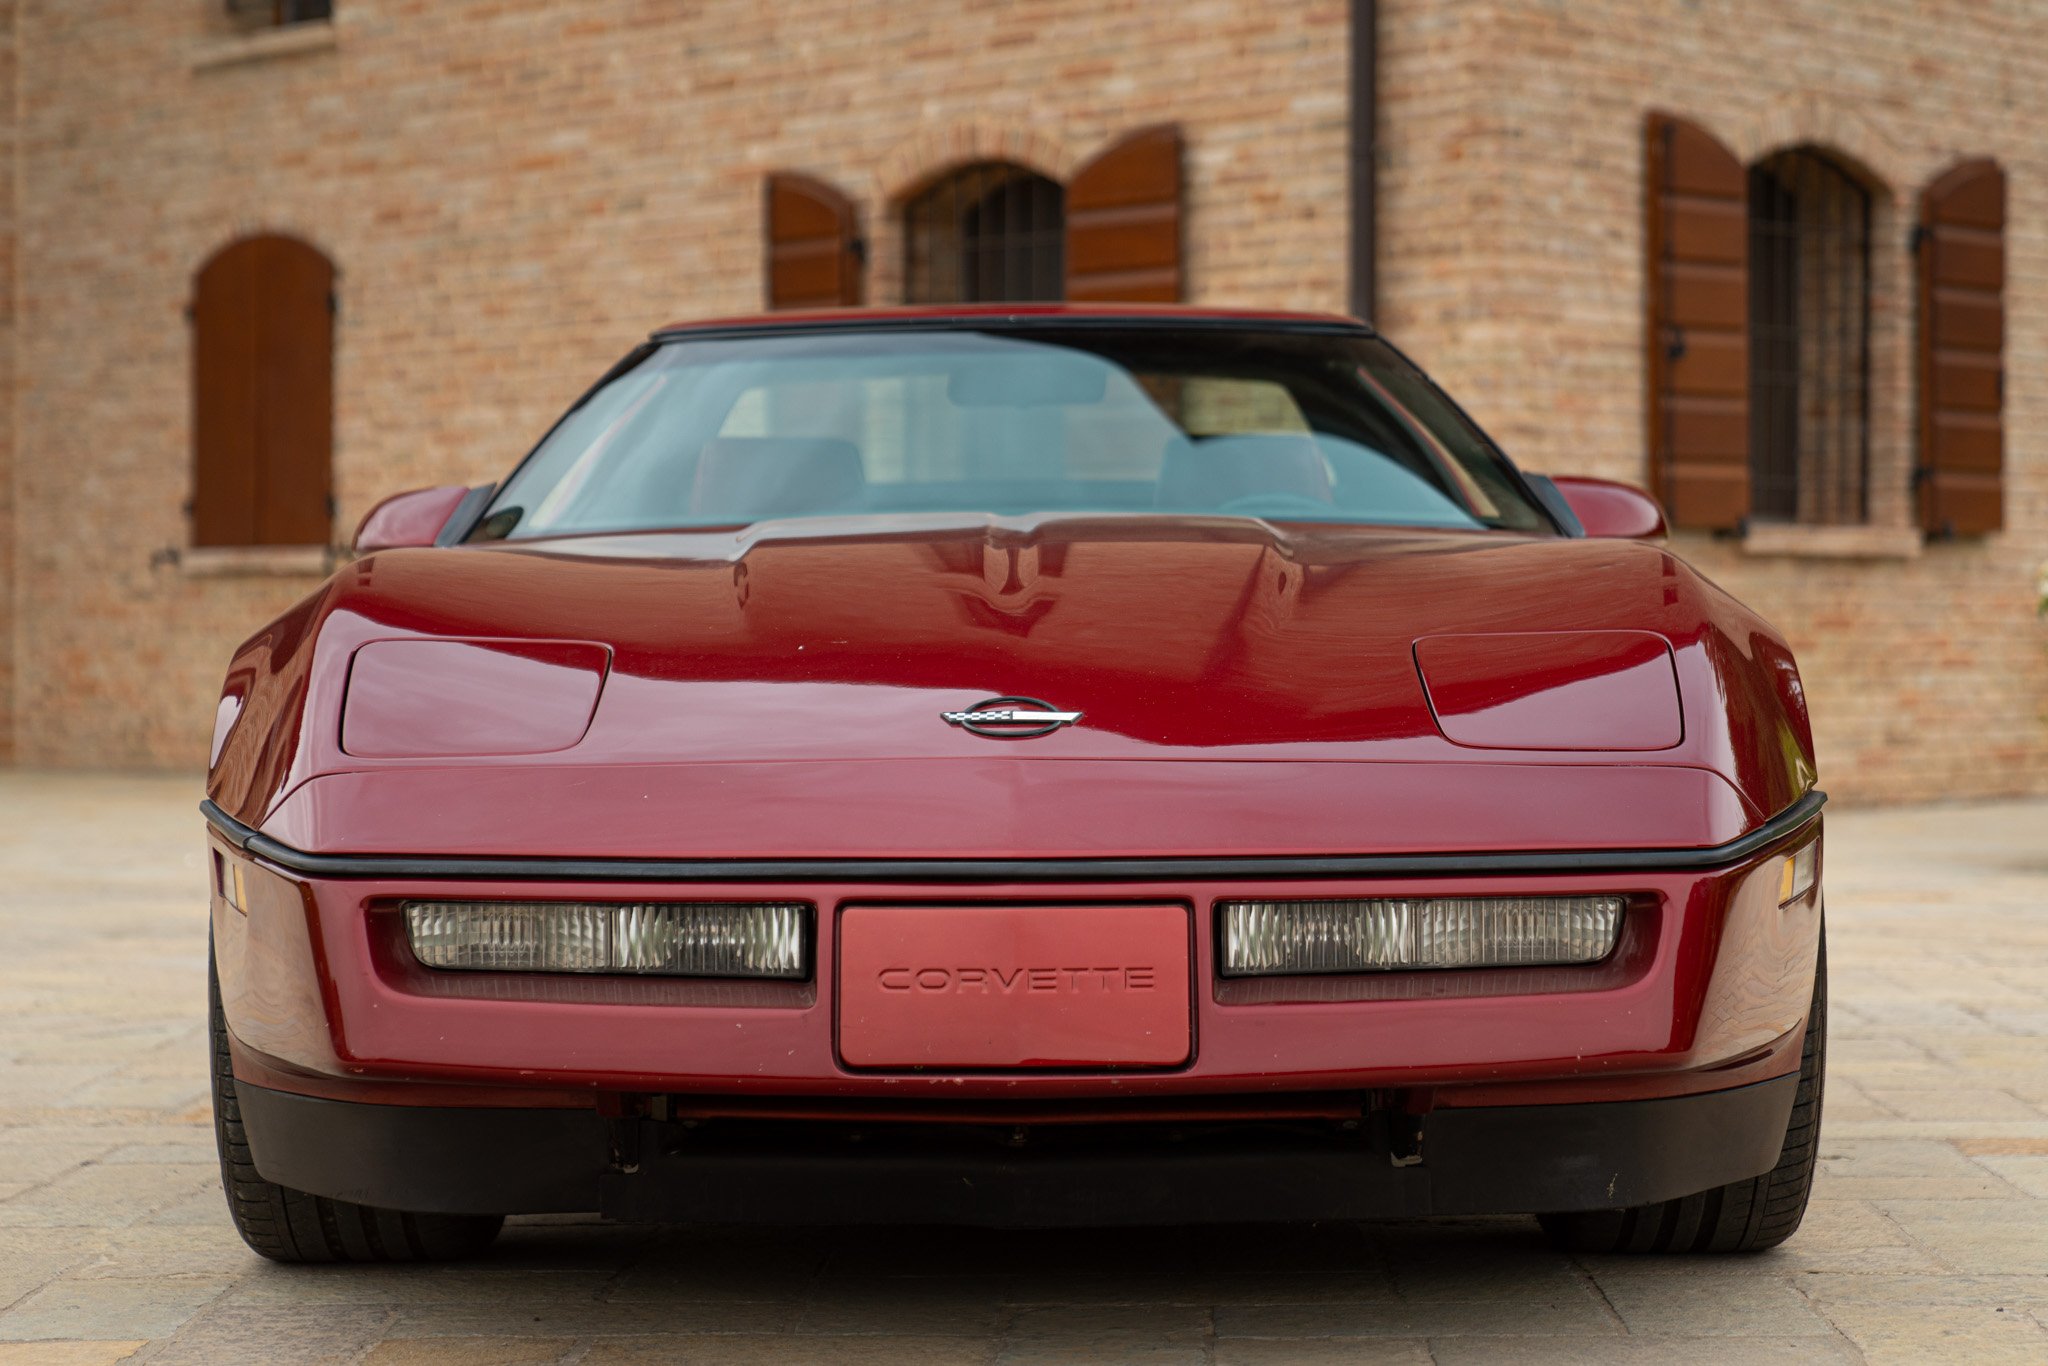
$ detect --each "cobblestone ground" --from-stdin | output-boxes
[0,771,2044,1364]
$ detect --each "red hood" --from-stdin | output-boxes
[209,516,1816,857]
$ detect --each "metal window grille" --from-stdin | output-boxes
[1747,148,1873,525]
[904,163,1065,304]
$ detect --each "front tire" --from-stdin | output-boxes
[209,945,503,1263]
[1540,927,1826,1255]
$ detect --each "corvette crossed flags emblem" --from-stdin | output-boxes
[941,696,1082,740]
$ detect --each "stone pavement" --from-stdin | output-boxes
[0,770,2044,1365]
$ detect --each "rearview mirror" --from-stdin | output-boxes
[1533,475,1668,540]
[353,485,480,554]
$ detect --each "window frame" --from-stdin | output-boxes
[1746,146,1875,527]
[902,162,1068,305]
[225,0,333,28]
[469,321,1568,542]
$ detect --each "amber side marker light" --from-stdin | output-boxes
[213,851,249,914]
[1220,895,1625,977]
[1778,839,1820,907]
[403,901,811,979]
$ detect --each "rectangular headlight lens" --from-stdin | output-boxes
[1220,895,1625,977]
[403,901,810,979]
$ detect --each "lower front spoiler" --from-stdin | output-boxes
[237,1073,1797,1227]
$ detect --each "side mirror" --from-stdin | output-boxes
[1533,475,1668,540]
[353,485,479,554]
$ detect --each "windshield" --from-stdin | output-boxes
[474,326,1552,539]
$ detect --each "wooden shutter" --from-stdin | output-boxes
[1917,159,2005,536]
[764,173,863,309]
[1065,125,1184,302]
[191,235,334,547]
[1646,112,1749,529]
[192,244,259,547]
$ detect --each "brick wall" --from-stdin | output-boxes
[4,0,2046,804]
[0,0,13,768]
[1379,0,2048,803]
[5,0,1346,768]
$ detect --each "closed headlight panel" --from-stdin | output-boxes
[1413,630,1683,752]
[340,638,610,758]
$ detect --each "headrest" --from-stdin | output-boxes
[690,437,865,520]
[1156,434,1333,510]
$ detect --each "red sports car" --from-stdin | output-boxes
[204,305,1825,1263]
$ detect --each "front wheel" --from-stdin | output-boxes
[1540,928,1826,1255]
[209,945,503,1263]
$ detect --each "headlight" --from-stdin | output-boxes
[1413,631,1682,751]
[342,639,610,758]
[1219,895,1624,977]
[403,901,810,979]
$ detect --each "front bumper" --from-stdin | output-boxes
[209,797,1824,1221]
[210,841,1821,1104]
[234,1072,1800,1222]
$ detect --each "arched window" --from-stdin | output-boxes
[903,163,1065,304]
[1747,147,1872,524]
[763,126,1182,310]
[190,235,335,547]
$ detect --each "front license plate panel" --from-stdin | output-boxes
[837,905,1192,1069]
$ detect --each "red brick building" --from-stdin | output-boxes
[0,0,2042,803]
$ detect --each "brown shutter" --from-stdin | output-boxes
[1065,124,1184,302]
[252,237,335,546]
[1646,112,1749,529]
[1917,159,2005,536]
[764,173,863,309]
[191,235,335,547]
[192,245,260,547]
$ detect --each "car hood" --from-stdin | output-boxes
[209,515,1817,854]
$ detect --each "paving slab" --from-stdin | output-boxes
[0,771,2045,1360]
[358,1340,578,1366]
[591,1339,998,1366]
[1816,1300,2048,1365]
[1587,1266,1838,1336]
[0,1276,230,1343]
[1425,1338,1865,1365]
[146,1304,395,1366]
[1213,1342,1431,1366]
[0,1345,147,1366]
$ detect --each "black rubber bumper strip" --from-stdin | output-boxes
[199,787,1824,884]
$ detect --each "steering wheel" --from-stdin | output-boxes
[1213,492,1339,519]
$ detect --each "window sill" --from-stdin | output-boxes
[180,546,336,579]
[1740,524,1923,561]
[193,21,337,73]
